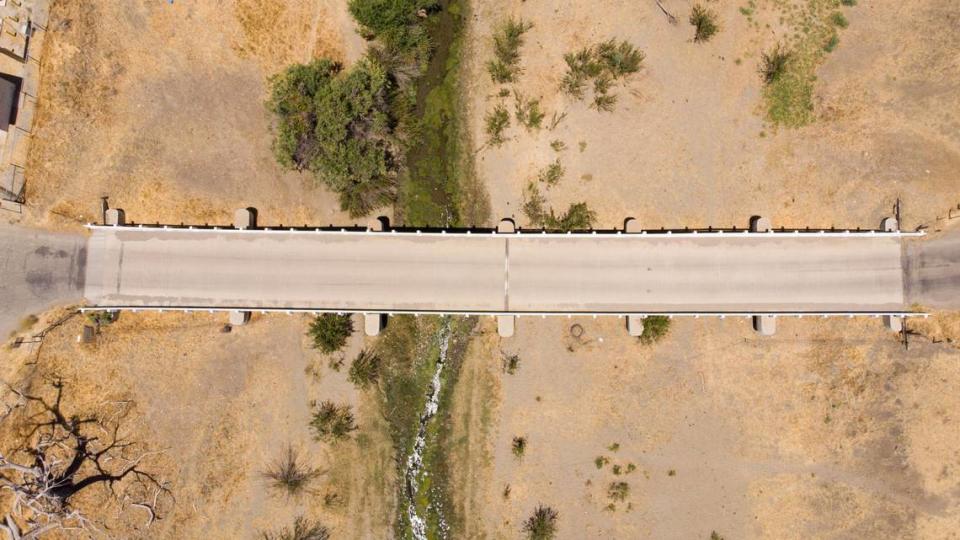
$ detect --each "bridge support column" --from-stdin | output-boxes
[497,315,515,337]
[750,215,771,233]
[626,315,645,337]
[498,218,516,234]
[229,310,250,326]
[883,315,902,332]
[753,315,776,336]
[624,218,642,233]
[365,313,386,336]
[234,208,257,229]
[105,208,125,226]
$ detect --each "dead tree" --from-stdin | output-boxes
[0,378,171,538]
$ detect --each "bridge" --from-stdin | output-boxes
[79,209,935,337]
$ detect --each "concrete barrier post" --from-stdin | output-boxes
[498,218,516,234]
[882,315,902,332]
[105,208,125,226]
[234,208,257,229]
[365,313,386,336]
[229,310,251,326]
[627,315,645,336]
[753,315,776,336]
[750,216,771,233]
[624,217,642,233]
[497,315,515,337]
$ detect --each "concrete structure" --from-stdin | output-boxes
[497,315,515,337]
[624,218,642,233]
[83,218,919,321]
[233,208,256,229]
[753,315,776,336]
[229,310,250,326]
[903,227,960,309]
[626,315,645,337]
[750,216,771,233]
[105,208,125,226]
[0,0,50,212]
[364,312,385,336]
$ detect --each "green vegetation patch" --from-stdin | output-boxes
[758,0,856,127]
[348,0,437,62]
[522,182,596,231]
[523,505,559,540]
[690,4,720,43]
[307,314,354,353]
[268,58,398,217]
[561,39,644,112]
[487,18,534,83]
[639,315,671,345]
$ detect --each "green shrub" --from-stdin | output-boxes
[549,139,566,152]
[554,202,596,231]
[594,39,644,77]
[690,4,720,43]
[608,481,630,501]
[259,516,331,540]
[639,315,671,344]
[485,104,510,146]
[487,18,534,83]
[522,505,559,540]
[503,353,521,374]
[512,436,527,458]
[348,349,381,389]
[348,0,437,54]
[830,12,849,28]
[85,311,116,326]
[522,182,595,230]
[310,400,357,442]
[268,58,398,217]
[308,314,354,353]
[262,446,322,499]
[594,456,609,469]
[824,33,840,52]
[537,159,564,186]
[840,0,856,5]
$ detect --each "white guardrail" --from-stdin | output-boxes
[85,223,927,239]
[77,306,928,318]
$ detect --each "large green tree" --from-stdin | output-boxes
[268,58,398,217]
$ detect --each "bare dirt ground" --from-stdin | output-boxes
[0,310,393,538]
[464,0,960,230]
[19,0,365,231]
[455,0,960,538]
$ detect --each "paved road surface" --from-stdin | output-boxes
[904,227,960,309]
[0,224,86,336]
[83,227,908,314]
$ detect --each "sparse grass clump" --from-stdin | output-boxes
[522,182,596,231]
[86,311,116,326]
[262,446,323,499]
[639,315,671,344]
[259,516,331,540]
[514,92,545,130]
[690,4,720,43]
[560,40,643,111]
[840,0,856,5]
[608,481,630,501]
[512,436,527,458]
[595,456,610,469]
[824,33,839,52]
[830,12,849,28]
[348,349,381,389]
[309,400,357,442]
[537,159,564,186]
[485,104,510,146]
[549,139,566,152]
[522,505,559,540]
[487,18,534,83]
[308,314,354,353]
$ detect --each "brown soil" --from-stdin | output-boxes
[21,0,366,231]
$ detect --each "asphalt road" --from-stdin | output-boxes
[904,226,960,309]
[83,227,907,313]
[0,224,86,336]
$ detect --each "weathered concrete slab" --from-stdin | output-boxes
[0,224,86,336]
[82,227,909,314]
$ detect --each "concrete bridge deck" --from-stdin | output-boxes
[82,225,915,315]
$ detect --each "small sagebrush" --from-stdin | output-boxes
[308,314,354,353]
[348,349,381,389]
[608,481,630,501]
[759,44,791,84]
[262,446,323,499]
[522,505,559,540]
[488,18,534,83]
[485,104,510,146]
[512,436,527,458]
[560,40,643,112]
[310,400,357,442]
[690,4,720,43]
[639,315,671,344]
[259,516,330,540]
